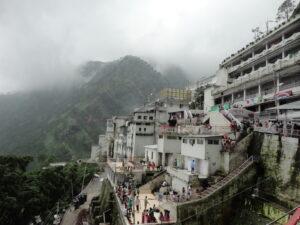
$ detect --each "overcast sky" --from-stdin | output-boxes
[0,0,295,93]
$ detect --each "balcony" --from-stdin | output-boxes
[234,97,244,102]
[262,88,275,95]
[214,51,300,95]
[246,93,258,99]
[225,31,300,78]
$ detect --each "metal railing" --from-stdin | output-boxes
[254,127,300,137]
[156,125,231,135]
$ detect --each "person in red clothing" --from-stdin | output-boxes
[151,161,156,171]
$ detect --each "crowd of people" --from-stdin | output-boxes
[115,181,171,224]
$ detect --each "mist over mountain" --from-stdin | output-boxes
[0,56,189,162]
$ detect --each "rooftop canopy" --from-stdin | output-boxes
[266,100,300,111]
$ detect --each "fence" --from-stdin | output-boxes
[254,127,300,137]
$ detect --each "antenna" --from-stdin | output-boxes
[251,27,264,40]
[265,18,276,33]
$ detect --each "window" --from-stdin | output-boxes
[145,123,151,125]
[197,139,203,144]
[159,135,163,139]
[149,116,154,120]
[139,128,142,131]
[144,116,147,120]
[144,128,146,131]
[213,140,219,145]
[183,139,187,143]
[138,115,142,119]
[189,139,195,146]
[208,139,219,145]
[151,152,153,159]
[178,137,182,140]
[167,136,177,140]
[136,123,142,125]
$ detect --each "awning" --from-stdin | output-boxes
[266,100,300,110]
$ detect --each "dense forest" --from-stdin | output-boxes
[0,155,99,225]
[0,56,189,162]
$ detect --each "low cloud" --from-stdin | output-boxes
[0,0,287,92]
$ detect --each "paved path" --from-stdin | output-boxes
[60,173,105,225]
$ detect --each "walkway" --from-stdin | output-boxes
[60,174,105,225]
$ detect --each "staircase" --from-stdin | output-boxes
[199,156,254,200]
[221,109,242,126]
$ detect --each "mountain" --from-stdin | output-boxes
[0,56,189,162]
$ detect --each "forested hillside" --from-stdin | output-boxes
[0,56,189,162]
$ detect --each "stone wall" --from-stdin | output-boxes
[251,132,300,204]
[176,165,257,225]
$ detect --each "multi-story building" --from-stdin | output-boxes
[211,11,300,113]
[125,106,156,160]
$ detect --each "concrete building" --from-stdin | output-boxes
[167,134,224,192]
[211,12,300,113]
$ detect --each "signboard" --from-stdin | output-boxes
[233,97,262,107]
[274,90,292,99]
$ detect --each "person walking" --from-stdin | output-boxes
[135,196,140,212]
[144,196,149,209]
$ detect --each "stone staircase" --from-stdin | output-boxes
[199,156,254,200]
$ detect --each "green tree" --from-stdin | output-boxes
[277,0,296,21]
[190,87,205,109]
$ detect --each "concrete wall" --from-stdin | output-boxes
[157,134,182,154]
[133,112,155,122]
[204,87,214,113]
[134,123,154,134]
[209,111,231,128]
[90,145,101,160]
[133,135,155,158]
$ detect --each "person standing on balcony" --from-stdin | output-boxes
[191,160,195,174]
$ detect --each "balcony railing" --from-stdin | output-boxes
[156,125,231,135]
[215,47,300,96]
[226,31,300,76]
[246,93,258,99]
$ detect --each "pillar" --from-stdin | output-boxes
[243,85,246,101]
[162,153,166,167]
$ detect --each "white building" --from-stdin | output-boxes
[167,134,224,192]
[211,11,300,114]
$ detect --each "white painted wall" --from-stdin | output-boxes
[134,112,155,122]
[215,68,228,86]
[157,134,181,153]
[133,135,155,159]
[181,136,222,176]
[204,87,215,113]
[181,137,206,159]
